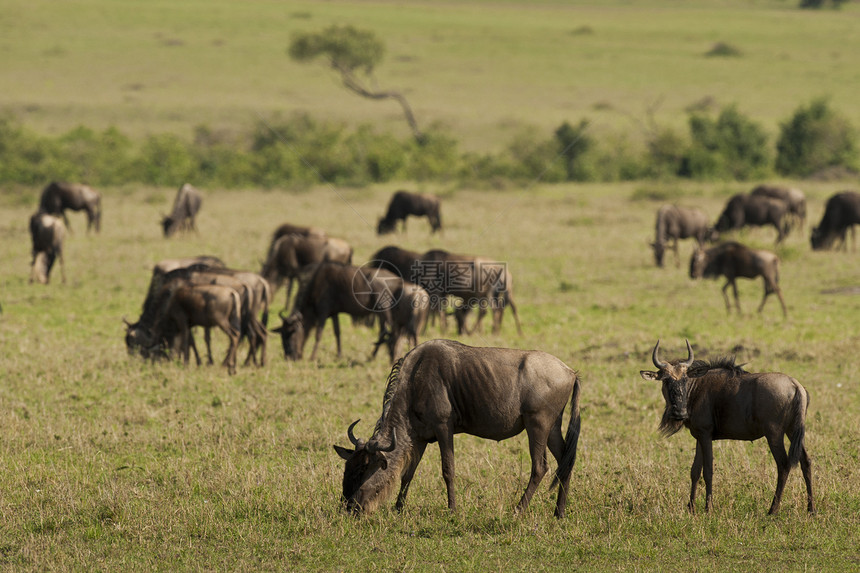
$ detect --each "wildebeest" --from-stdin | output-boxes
[690,242,787,317]
[29,212,67,284]
[271,262,402,361]
[38,181,101,233]
[162,183,203,237]
[124,256,226,357]
[750,184,807,231]
[712,193,791,244]
[650,205,710,267]
[640,340,814,515]
[367,245,423,280]
[333,339,581,517]
[421,249,523,335]
[148,283,242,375]
[810,190,860,251]
[371,282,431,362]
[377,190,442,234]
[261,233,353,307]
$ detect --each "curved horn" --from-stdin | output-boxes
[122,315,132,327]
[651,339,669,369]
[681,339,694,367]
[347,419,361,446]
[367,429,397,453]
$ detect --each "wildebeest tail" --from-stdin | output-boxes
[787,384,809,468]
[551,372,581,489]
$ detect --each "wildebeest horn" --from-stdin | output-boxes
[681,339,694,367]
[651,339,669,369]
[122,315,131,327]
[368,429,397,453]
[347,419,361,446]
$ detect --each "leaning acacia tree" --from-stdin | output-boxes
[289,25,424,144]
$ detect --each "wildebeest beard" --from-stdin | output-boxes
[659,408,685,437]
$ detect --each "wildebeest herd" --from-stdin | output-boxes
[26,180,856,518]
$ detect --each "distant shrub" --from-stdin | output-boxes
[555,120,593,181]
[133,133,197,187]
[643,127,689,179]
[681,104,771,180]
[775,97,858,177]
[405,125,460,182]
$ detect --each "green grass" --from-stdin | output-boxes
[1,181,859,570]
[2,1,860,151]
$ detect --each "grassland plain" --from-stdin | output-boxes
[1,180,859,570]
[2,1,860,151]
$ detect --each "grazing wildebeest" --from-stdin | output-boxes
[650,205,710,267]
[810,190,860,252]
[640,340,814,515]
[29,212,67,284]
[149,283,242,375]
[38,181,101,233]
[371,282,431,362]
[162,183,203,237]
[712,193,791,244]
[261,233,353,307]
[750,184,807,231]
[377,190,442,235]
[124,256,226,356]
[421,249,523,335]
[334,339,581,517]
[270,262,402,361]
[690,242,787,317]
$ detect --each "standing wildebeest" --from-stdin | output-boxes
[640,340,814,515]
[261,233,353,307]
[38,181,101,233]
[377,190,442,234]
[690,242,787,317]
[29,212,66,284]
[367,245,423,280]
[421,249,523,335]
[810,190,860,252]
[650,205,710,267]
[712,193,791,244]
[750,184,807,231]
[162,183,203,237]
[149,283,242,375]
[334,339,581,517]
[271,262,402,361]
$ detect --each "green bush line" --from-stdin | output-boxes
[1,96,856,191]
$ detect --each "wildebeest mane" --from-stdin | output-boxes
[687,356,748,378]
[373,357,404,436]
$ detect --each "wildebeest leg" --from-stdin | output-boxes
[759,279,788,317]
[57,249,66,284]
[435,424,457,510]
[700,437,715,512]
[309,320,326,361]
[395,441,428,511]
[689,442,704,514]
[766,432,791,515]
[671,237,680,267]
[187,331,202,366]
[515,418,551,515]
[546,416,569,518]
[722,279,740,314]
[799,446,815,513]
[332,314,343,357]
[204,327,214,365]
[218,321,240,376]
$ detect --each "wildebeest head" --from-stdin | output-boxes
[123,317,157,357]
[809,226,834,251]
[271,311,304,360]
[161,216,176,237]
[640,340,694,436]
[689,248,709,280]
[650,241,667,267]
[377,217,396,235]
[333,419,397,514]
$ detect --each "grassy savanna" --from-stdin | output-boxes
[1,180,859,570]
[2,0,860,570]
[3,1,860,151]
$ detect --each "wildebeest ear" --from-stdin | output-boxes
[333,445,354,460]
[640,370,660,381]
